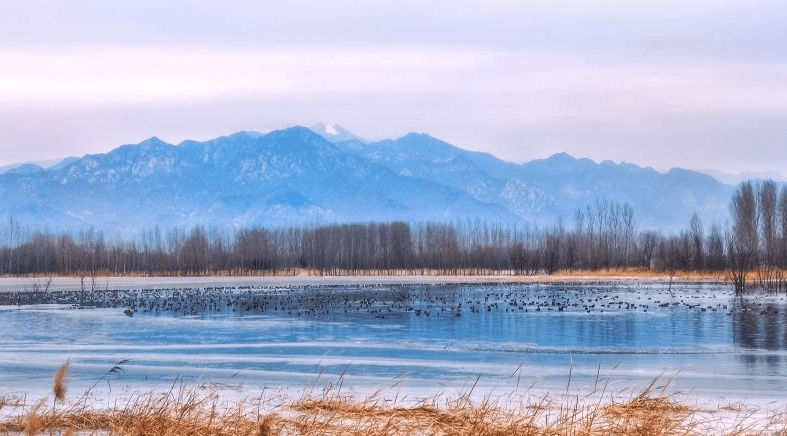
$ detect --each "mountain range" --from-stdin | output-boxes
[0,124,738,239]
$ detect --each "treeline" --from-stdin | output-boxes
[0,200,642,277]
[727,180,787,293]
[0,181,786,293]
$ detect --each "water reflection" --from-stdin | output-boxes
[732,297,787,374]
[2,283,787,400]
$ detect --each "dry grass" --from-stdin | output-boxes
[554,267,727,282]
[11,267,729,281]
[1,372,786,436]
[53,359,71,404]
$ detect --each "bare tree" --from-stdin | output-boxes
[727,231,747,295]
[759,180,777,266]
[706,224,726,271]
[639,231,659,269]
[730,181,759,277]
[181,227,209,275]
[689,213,704,271]
[779,186,787,268]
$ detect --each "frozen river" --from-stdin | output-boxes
[2,281,786,408]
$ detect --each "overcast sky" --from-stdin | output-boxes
[1,0,785,176]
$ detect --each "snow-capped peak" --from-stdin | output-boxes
[309,122,364,143]
[324,123,339,136]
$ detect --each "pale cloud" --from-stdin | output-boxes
[5,47,783,111]
[0,48,486,106]
[0,1,785,176]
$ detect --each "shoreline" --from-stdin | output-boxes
[2,379,785,435]
[0,271,728,293]
[2,273,784,434]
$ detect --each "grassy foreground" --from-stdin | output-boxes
[2,363,786,436]
[2,387,784,436]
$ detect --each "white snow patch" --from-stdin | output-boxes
[325,123,339,136]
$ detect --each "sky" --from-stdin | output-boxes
[1,0,785,177]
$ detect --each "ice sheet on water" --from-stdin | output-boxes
[2,282,787,408]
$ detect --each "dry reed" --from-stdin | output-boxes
[53,359,71,404]
[1,362,785,436]
[2,387,785,436]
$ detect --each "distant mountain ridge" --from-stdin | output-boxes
[697,168,787,185]
[0,125,737,238]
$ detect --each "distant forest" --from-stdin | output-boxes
[1,180,785,293]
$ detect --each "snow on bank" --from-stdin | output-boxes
[0,273,721,293]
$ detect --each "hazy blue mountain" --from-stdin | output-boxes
[338,135,734,231]
[0,127,515,237]
[0,157,78,175]
[699,168,786,185]
[4,163,46,176]
[0,125,737,238]
[514,154,733,230]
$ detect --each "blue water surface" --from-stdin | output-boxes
[2,282,786,402]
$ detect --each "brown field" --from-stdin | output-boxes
[0,268,729,294]
[1,365,785,436]
[15,267,729,280]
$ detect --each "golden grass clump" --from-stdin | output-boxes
[23,399,45,436]
[290,394,541,436]
[0,390,776,436]
[3,365,787,436]
[53,359,71,404]
[600,394,696,435]
[256,414,281,436]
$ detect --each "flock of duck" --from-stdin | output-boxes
[0,282,777,319]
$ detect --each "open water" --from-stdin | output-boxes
[1,282,786,406]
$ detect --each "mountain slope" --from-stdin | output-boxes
[0,126,737,238]
[338,135,734,230]
[0,127,517,237]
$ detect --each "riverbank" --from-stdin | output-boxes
[2,378,785,436]
[0,269,728,293]
[5,274,781,435]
